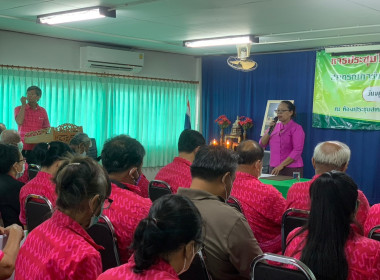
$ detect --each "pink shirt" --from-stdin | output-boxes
[17,162,29,184]
[97,256,178,280]
[19,171,57,225]
[137,174,150,198]
[103,183,151,264]
[231,172,286,253]
[0,250,3,261]
[286,174,370,231]
[14,104,50,151]
[259,119,305,168]
[284,228,380,280]
[364,204,380,237]
[154,157,192,193]
[15,210,103,280]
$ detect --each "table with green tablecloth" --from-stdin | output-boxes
[259,176,310,198]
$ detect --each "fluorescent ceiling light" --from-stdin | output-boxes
[325,44,380,54]
[184,35,258,48]
[37,6,116,25]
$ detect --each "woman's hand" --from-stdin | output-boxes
[271,165,284,175]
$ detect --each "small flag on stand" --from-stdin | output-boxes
[184,99,191,130]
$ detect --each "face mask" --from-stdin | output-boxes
[16,163,25,179]
[80,151,86,156]
[177,255,187,275]
[129,169,141,185]
[17,142,24,152]
[89,200,104,228]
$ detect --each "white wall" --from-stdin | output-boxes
[0,30,200,81]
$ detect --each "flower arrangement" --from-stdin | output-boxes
[239,116,253,130]
[215,115,231,129]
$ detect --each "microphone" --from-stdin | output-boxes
[268,117,278,135]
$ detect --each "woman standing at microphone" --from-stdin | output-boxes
[259,101,305,177]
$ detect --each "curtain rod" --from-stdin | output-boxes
[0,64,199,85]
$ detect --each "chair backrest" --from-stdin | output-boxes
[179,249,212,280]
[368,225,380,242]
[227,196,244,214]
[251,253,316,280]
[25,194,53,232]
[148,180,172,202]
[87,138,98,160]
[87,215,120,271]
[28,164,41,180]
[281,208,309,254]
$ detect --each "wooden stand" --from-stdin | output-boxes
[24,123,83,144]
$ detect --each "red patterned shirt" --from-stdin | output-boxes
[154,157,192,193]
[17,162,29,184]
[137,174,150,198]
[231,171,286,253]
[364,204,380,236]
[103,183,151,264]
[0,250,3,261]
[15,210,103,280]
[14,104,50,150]
[97,256,178,280]
[19,171,57,225]
[286,174,370,230]
[284,227,380,280]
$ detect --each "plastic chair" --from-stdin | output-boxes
[227,196,244,214]
[28,164,41,180]
[281,208,309,254]
[148,180,172,202]
[368,225,380,241]
[87,215,121,271]
[25,194,53,232]
[179,249,212,280]
[251,253,316,280]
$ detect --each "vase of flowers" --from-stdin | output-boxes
[215,115,231,145]
[239,116,253,140]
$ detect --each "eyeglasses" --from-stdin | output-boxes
[102,197,113,210]
[18,158,26,163]
[194,241,204,254]
[274,109,290,113]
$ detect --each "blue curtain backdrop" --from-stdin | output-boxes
[202,51,380,204]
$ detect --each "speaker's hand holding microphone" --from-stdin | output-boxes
[268,116,278,135]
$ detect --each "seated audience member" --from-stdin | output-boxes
[155,129,205,193]
[364,204,380,237]
[69,132,92,156]
[98,194,203,280]
[101,135,152,263]
[136,173,150,198]
[0,224,24,280]
[286,141,370,230]
[18,141,72,226]
[0,130,29,183]
[0,144,25,226]
[177,146,262,280]
[0,123,5,134]
[15,156,111,280]
[231,140,285,253]
[284,172,380,280]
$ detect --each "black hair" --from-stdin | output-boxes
[132,194,202,273]
[178,129,206,153]
[294,172,358,280]
[191,145,238,181]
[30,141,72,167]
[101,135,145,174]
[236,140,264,165]
[0,144,20,174]
[27,86,42,97]
[53,155,111,211]
[281,100,296,118]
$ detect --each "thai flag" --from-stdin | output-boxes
[184,99,191,130]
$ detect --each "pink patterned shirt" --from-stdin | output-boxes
[364,204,380,236]
[103,183,151,264]
[154,157,192,193]
[14,104,50,151]
[97,256,178,280]
[0,250,3,261]
[284,228,380,280]
[15,210,103,280]
[259,119,305,168]
[19,171,57,225]
[137,174,150,198]
[286,174,370,231]
[231,172,286,253]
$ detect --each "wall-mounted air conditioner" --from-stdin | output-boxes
[80,46,144,73]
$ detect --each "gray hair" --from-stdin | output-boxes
[0,130,21,145]
[313,141,351,169]
[69,133,90,146]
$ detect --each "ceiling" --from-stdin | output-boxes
[1,0,380,56]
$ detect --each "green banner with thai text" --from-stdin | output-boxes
[313,50,380,130]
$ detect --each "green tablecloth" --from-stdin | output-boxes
[259,178,310,198]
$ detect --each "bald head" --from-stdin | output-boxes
[0,130,21,145]
[312,141,350,172]
[236,140,264,165]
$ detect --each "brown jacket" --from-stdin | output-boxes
[177,188,263,280]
